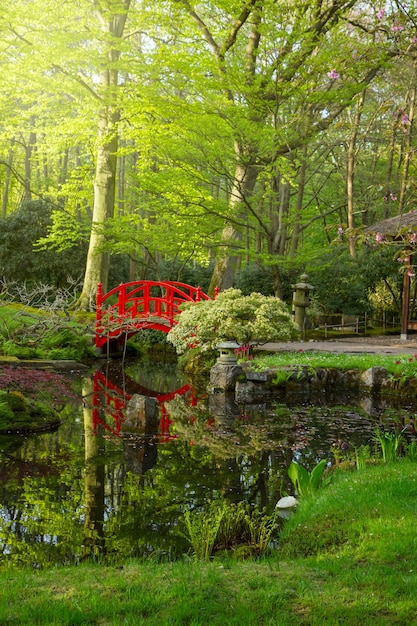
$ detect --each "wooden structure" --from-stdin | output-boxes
[95,280,212,351]
[366,210,417,339]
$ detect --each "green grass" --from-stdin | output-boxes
[1,461,417,625]
[251,350,417,378]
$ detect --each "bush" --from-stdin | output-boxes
[167,288,299,354]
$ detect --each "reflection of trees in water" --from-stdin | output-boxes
[3,360,417,566]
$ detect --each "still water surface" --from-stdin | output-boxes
[0,357,415,566]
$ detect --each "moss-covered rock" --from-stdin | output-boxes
[0,390,60,433]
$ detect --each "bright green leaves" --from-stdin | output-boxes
[288,459,329,498]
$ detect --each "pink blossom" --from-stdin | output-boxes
[391,23,404,32]
[407,268,415,277]
[327,69,340,80]
[390,192,397,201]
[376,8,385,19]
[410,232,417,243]
[338,227,344,236]
[375,232,384,243]
[402,113,409,125]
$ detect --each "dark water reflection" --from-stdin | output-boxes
[1,357,417,567]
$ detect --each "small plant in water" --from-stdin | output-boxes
[287,459,329,497]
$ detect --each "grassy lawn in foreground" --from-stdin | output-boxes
[1,460,417,625]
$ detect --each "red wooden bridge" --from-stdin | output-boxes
[95,280,212,350]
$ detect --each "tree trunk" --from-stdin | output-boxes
[2,141,14,218]
[208,149,257,295]
[346,89,366,258]
[290,151,307,257]
[399,80,416,213]
[23,124,36,202]
[77,1,131,310]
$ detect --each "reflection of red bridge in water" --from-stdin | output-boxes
[92,369,197,441]
[95,280,213,351]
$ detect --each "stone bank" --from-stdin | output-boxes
[209,362,417,403]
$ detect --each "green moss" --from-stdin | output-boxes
[0,390,60,433]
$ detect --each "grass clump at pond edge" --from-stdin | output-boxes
[251,350,417,378]
[1,461,417,625]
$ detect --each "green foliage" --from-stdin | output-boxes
[288,459,329,497]
[181,500,280,560]
[373,427,404,463]
[155,259,214,294]
[167,288,299,354]
[0,303,95,360]
[307,246,401,316]
[0,200,87,288]
[405,440,417,461]
[182,504,225,561]
[39,328,91,361]
[355,445,371,470]
[235,264,275,296]
[0,398,15,427]
[0,390,58,432]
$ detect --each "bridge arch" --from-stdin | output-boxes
[95,280,211,350]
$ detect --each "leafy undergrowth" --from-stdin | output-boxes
[0,303,95,360]
[1,462,417,624]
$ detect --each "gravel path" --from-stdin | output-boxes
[256,336,417,356]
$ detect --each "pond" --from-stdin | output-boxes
[0,357,416,567]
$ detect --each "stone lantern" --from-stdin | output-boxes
[216,341,240,364]
[209,341,242,392]
[292,273,314,330]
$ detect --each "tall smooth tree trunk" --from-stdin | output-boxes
[208,147,258,295]
[78,0,131,310]
[78,103,119,308]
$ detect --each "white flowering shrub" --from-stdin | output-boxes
[167,288,299,354]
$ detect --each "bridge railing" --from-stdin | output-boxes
[95,280,210,348]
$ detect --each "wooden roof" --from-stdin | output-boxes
[365,210,417,236]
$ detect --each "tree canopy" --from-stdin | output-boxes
[0,0,416,315]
